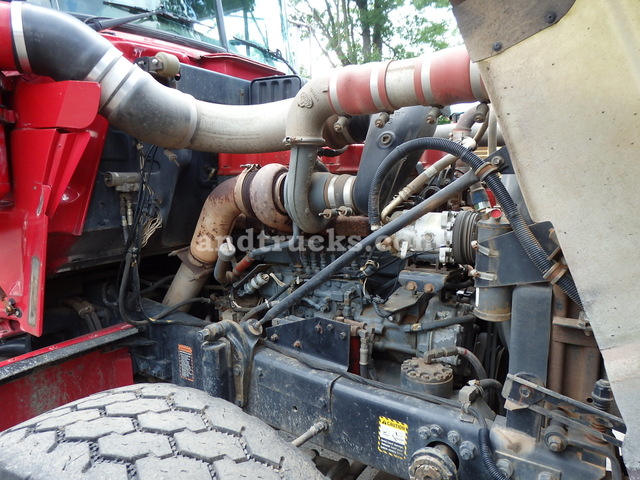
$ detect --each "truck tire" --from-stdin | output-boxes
[0,383,327,480]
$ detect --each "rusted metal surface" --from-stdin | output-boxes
[547,316,600,404]
[248,164,293,232]
[189,176,240,267]
[327,216,371,237]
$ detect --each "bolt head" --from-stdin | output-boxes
[492,41,503,52]
[429,424,443,437]
[496,458,514,478]
[418,426,431,440]
[447,431,461,445]
[519,386,532,398]
[459,441,477,460]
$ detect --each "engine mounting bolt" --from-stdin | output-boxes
[447,431,461,445]
[423,283,435,293]
[315,324,323,334]
[339,332,347,340]
[459,441,477,460]
[269,334,279,342]
[429,424,443,437]
[496,459,514,478]
[293,340,302,348]
[418,426,431,440]
[405,281,418,291]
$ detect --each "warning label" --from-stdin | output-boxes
[377,416,408,459]
[178,344,194,382]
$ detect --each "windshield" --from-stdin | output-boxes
[28,0,292,69]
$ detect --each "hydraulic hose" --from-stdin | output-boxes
[425,346,487,380]
[258,170,480,325]
[420,314,476,332]
[369,137,582,307]
[368,134,476,228]
[479,429,510,480]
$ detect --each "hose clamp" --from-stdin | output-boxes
[474,161,499,181]
[543,261,568,285]
[11,1,31,73]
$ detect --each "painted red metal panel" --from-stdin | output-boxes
[0,347,133,430]
[106,34,283,80]
[0,323,135,368]
[15,81,101,129]
[48,115,108,236]
[0,80,104,337]
[0,127,9,201]
[0,3,15,71]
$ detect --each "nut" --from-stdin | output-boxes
[405,281,418,291]
[459,441,477,461]
[447,431,461,445]
[496,458,514,478]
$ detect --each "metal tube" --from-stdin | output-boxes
[291,420,329,447]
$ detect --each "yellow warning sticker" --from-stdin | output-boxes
[377,416,408,459]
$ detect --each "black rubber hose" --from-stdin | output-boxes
[368,141,423,227]
[20,2,113,79]
[420,314,475,332]
[425,346,487,380]
[258,170,480,325]
[370,137,582,307]
[478,378,503,391]
[479,429,510,480]
[118,252,147,327]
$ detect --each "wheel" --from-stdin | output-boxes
[0,383,327,480]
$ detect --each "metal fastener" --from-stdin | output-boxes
[447,431,461,445]
[492,42,503,52]
[496,458,514,478]
[459,441,477,460]
[519,385,532,398]
[405,281,418,291]
[429,424,443,437]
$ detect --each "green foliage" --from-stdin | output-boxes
[290,0,453,66]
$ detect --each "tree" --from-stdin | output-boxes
[290,0,453,67]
